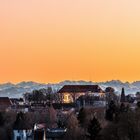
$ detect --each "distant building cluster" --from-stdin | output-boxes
[0,84,139,140]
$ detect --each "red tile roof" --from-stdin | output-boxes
[58,85,103,93]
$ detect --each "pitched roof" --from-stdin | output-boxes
[34,123,46,130]
[46,128,67,138]
[58,85,103,93]
[0,97,12,106]
[10,98,24,104]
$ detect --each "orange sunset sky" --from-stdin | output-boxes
[0,0,140,83]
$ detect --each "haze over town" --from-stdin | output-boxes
[1,80,140,98]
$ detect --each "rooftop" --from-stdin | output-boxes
[58,85,103,93]
[0,97,12,106]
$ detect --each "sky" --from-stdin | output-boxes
[0,0,140,83]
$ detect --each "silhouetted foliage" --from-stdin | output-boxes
[105,87,115,93]
[137,101,140,108]
[101,109,140,140]
[57,120,65,128]
[13,112,26,130]
[87,117,101,140]
[120,88,125,102]
[126,95,135,103]
[77,107,86,127]
[119,103,126,113]
[63,114,85,140]
[106,100,117,121]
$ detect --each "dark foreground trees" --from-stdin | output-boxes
[87,117,101,140]
[100,102,140,140]
[0,111,16,140]
[1,102,140,140]
[101,109,140,140]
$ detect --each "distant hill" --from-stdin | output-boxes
[0,80,139,98]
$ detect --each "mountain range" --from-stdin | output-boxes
[0,80,140,98]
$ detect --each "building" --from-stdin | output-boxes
[34,124,67,140]
[13,129,33,140]
[13,112,34,140]
[10,98,30,113]
[30,102,48,112]
[13,121,33,140]
[46,128,67,140]
[10,98,24,105]
[11,105,30,113]
[58,85,105,104]
[34,123,46,140]
[0,97,12,111]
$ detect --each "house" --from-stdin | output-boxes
[0,97,12,111]
[10,98,19,105]
[13,129,33,140]
[13,112,33,140]
[17,98,24,105]
[10,98,29,113]
[11,105,30,113]
[30,102,48,112]
[34,123,46,140]
[46,128,67,140]
[13,122,33,140]
[10,98,25,106]
[34,125,66,140]
[58,85,105,104]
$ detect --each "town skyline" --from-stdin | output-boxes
[1,1,140,140]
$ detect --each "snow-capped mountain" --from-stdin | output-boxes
[0,80,140,98]
[97,80,139,95]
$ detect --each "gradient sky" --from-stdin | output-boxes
[0,0,140,83]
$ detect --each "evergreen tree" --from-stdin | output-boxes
[46,87,53,106]
[57,120,65,128]
[120,103,126,113]
[77,107,86,127]
[15,112,24,125]
[13,112,27,130]
[120,88,125,102]
[87,117,101,140]
[105,100,117,121]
